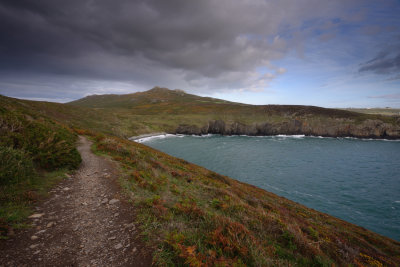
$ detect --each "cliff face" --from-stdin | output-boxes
[175,118,400,139]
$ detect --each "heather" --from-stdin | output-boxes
[87,131,400,266]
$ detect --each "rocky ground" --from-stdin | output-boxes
[0,136,153,266]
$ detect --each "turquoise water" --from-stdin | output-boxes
[140,134,400,241]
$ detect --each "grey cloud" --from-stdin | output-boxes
[368,93,400,99]
[0,0,372,100]
[359,48,400,75]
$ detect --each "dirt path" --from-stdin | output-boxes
[0,136,153,266]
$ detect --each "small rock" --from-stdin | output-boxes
[109,199,119,205]
[73,226,79,232]
[132,247,137,253]
[101,198,108,204]
[31,235,39,241]
[33,250,41,255]
[63,187,70,191]
[80,244,84,248]
[114,243,123,249]
[125,243,130,248]
[114,213,119,217]
[30,244,39,249]
[8,228,15,237]
[36,230,46,235]
[108,236,116,240]
[46,222,55,228]
[29,213,45,219]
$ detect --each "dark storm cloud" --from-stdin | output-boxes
[0,0,287,78]
[0,0,380,100]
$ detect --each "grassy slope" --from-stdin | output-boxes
[0,95,81,237]
[15,87,395,139]
[2,91,400,265]
[83,130,400,266]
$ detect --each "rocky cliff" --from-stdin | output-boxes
[175,118,400,139]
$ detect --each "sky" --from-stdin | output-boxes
[0,0,399,107]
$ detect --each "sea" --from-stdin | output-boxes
[137,134,400,241]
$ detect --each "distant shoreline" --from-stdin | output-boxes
[128,132,168,142]
[128,132,400,143]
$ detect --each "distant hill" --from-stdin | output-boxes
[69,87,356,117]
[2,87,400,139]
[68,87,235,109]
[343,108,400,116]
[67,87,400,139]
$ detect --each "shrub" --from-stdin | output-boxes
[0,147,35,186]
[0,110,81,170]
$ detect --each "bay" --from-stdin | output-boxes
[141,134,400,241]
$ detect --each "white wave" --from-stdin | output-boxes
[192,134,214,138]
[394,200,400,204]
[308,135,334,139]
[264,183,286,192]
[136,133,400,142]
[342,137,400,142]
[294,190,313,197]
[276,134,305,138]
[134,134,182,143]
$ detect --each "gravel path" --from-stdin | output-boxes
[0,136,153,266]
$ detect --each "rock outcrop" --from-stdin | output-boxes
[175,118,400,139]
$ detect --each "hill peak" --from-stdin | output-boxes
[147,87,187,94]
[68,87,202,108]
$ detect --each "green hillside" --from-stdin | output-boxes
[3,88,398,140]
[1,91,400,265]
[68,87,400,139]
[0,95,81,236]
[69,87,235,109]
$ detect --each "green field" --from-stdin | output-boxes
[344,108,400,116]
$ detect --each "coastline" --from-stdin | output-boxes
[132,132,400,241]
[128,132,180,143]
[128,132,167,141]
[129,132,400,143]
